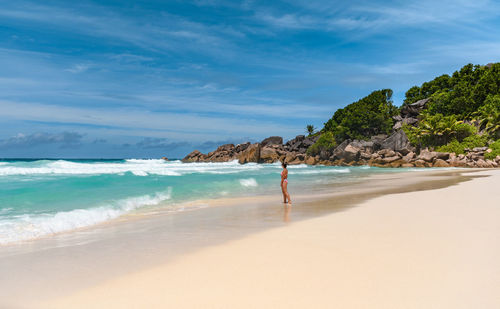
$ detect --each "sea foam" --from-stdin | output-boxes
[0,188,172,245]
[239,178,258,187]
[0,159,264,176]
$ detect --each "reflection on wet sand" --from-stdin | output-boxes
[283,204,291,223]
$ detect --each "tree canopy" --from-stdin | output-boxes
[403,63,500,118]
[316,63,500,153]
[323,89,398,143]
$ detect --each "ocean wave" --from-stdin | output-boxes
[287,164,309,169]
[239,178,258,187]
[0,159,265,177]
[290,168,351,175]
[0,208,12,215]
[0,188,172,245]
[125,159,166,163]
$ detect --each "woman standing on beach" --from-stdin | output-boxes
[281,162,291,205]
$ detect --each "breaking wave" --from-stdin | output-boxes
[0,159,265,177]
[239,178,258,187]
[0,188,172,245]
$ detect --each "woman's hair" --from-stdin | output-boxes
[282,162,287,168]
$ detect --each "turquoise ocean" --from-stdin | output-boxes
[0,159,421,244]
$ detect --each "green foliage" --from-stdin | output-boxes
[474,94,500,138]
[403,113,477,148]
[436,135,488,154]
[323,89,398,143]
[402,123,421,147]
[485,139,500,160]
[306,132,336,156]
[317,63,500,156]
[403,74,451,106]
[403,63,500,118]
[306,124,316,136]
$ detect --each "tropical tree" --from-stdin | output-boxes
[403,63,500,118]
[405,113,476,148]
[323,89,398,143]
[474,94,500,138]
[306,124,316,136]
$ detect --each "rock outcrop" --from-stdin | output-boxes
[181,132,500,169]
[238,143,261,164]
[261,136,283,147]
[393,98,428,131]
[260,144,285,163]
[380,130,414,155]
[284,135,319,153]
[183,150,206,162]
[204,144,236,162]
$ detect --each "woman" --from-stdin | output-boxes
[281,162,292,205]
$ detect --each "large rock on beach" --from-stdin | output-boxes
[417,150,437,162]
[238,143,261,164]
[305,156,317,165]
[182,150,206,162]
[377,149,397,158]
[234,142,250,153]
[402,151,415,162]
[260,136,283,147]
[205,143,236,162]
[433,159,450,167]
[284,135,318,153]
[413,159,427,167]
[342,144,361,162]
[370,134,388,151]
[330,139,351,160]
[260,146,281,163]
[380,130,413,155]
[382,155,401,164]
[349,140,375,154]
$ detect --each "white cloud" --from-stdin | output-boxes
[0,100,301,141]
[255,12,317,29]
[254,0,500,33]
[65,64,90,74]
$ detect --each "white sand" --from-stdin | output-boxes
[41,170,500,309]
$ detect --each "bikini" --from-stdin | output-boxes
[281,170,288,183]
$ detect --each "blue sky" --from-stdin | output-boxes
[0,0,499,158]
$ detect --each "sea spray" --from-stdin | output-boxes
[239,178,258,187]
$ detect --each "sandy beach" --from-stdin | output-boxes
[31,169,499,309]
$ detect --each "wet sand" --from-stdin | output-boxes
[1,169,498,308]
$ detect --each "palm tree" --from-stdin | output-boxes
[473,98,500,139]
[417,113,464,145]
[306,124,316,136]
[478,110,500,138]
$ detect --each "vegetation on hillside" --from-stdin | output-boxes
[402,113,477,148]
[403,63,500,151]
[323,89,398,143]
[485,140,500,160]
[306,132,336,156]
[403,63,500,118]
[310,63,500,155]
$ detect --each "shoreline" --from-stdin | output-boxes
[0,168,496,308]
[40,169,500,309]
[0,167,470,248]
